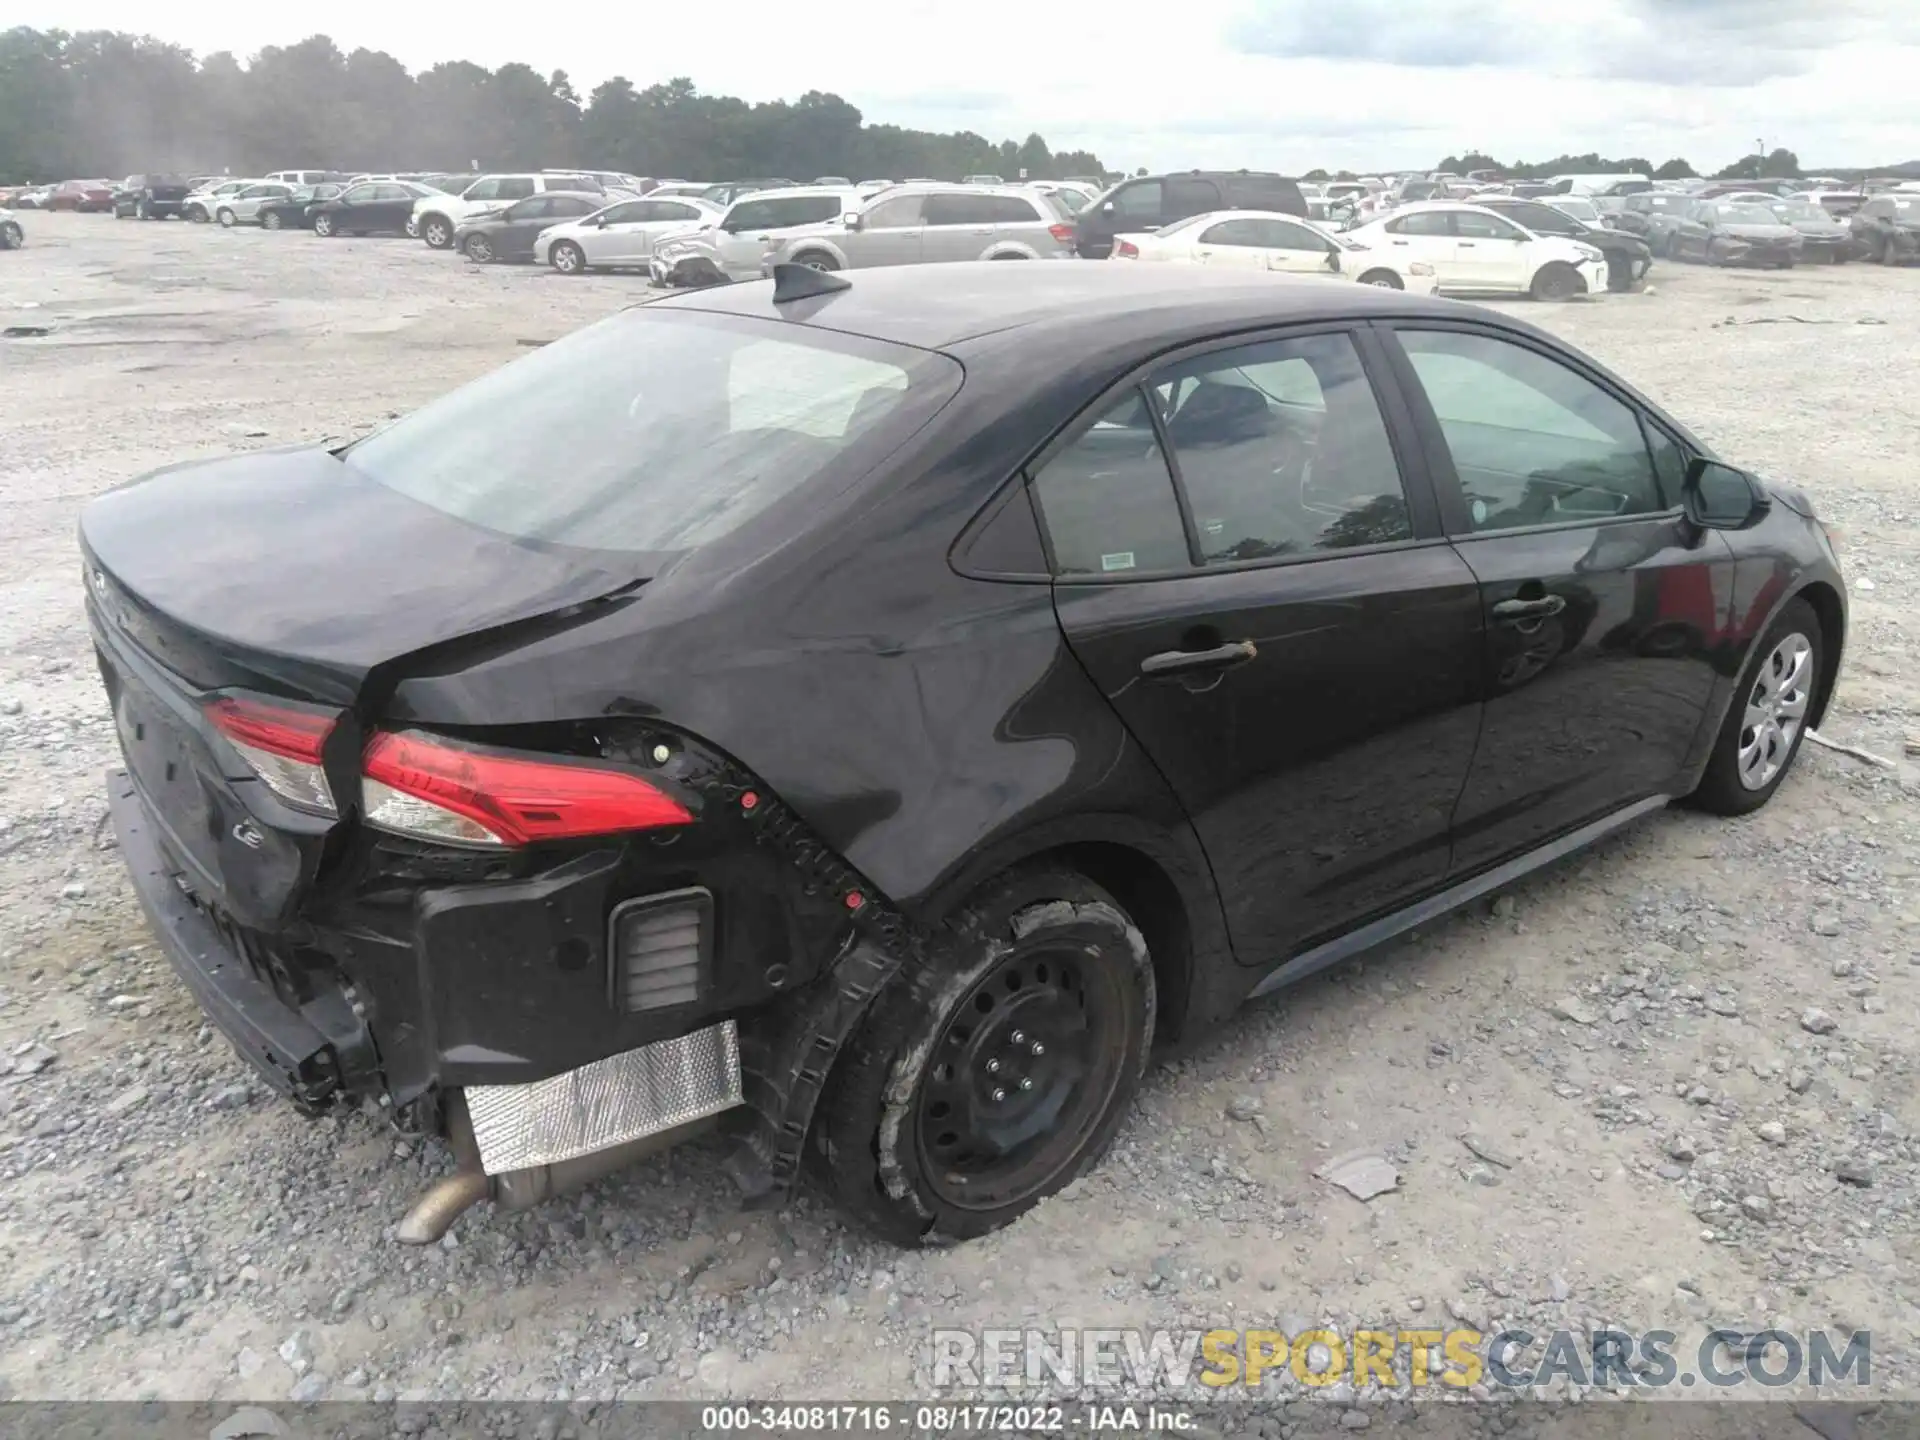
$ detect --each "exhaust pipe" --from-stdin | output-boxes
[394,1093,724,1244]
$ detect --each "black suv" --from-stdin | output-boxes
[1073,170,1307,258]
[113,175,192,220]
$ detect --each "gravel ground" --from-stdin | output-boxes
[1,212,1917,1414]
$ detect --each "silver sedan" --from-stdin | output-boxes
[533,196,722,274]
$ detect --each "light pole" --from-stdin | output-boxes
[1755,139,1765,177]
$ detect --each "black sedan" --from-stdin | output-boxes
[452,192,604,262]
[1475,196,1654,291]
[311,180,436,237]
[1850,194,1920,265]
[81,264,1846,1247]
[255,184,343,231]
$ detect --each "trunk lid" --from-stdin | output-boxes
[82,444,646,703]
[83,444,647,929]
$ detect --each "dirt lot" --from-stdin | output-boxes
[1,210,1917,1412]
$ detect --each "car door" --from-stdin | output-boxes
[365,183,415,230]
[494,196,553,257]
[1378,322,1731,875]
[634,199,707,259]
[1163,177,1223,226]
[1256,217,1342,274]
[1378,211,1462,284]
[921,192,1000,262]
[850,192,926,266]
[531,196,599,257]
[1033,328,1483,967]
[1449,209,1535,290]
[1672,207,1711,260]
[1191,217,1266,269]
[579,199,650,262]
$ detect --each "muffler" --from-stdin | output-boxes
[395,1021,742,1244]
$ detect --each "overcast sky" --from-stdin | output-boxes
[22,0,1920,172]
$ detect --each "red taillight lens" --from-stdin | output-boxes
[1115,239,1139,259]
[1048,222,1077,244]
[361,730,693,848]
[205,694,339,815]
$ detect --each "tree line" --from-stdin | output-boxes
[1421,148,1810,182]
[0,28,1111,186]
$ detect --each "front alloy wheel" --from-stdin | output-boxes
[313,213,335,237]
[551,240,585,274]
[465,235,493,263]
[422,216,452,249]
[1688,597,1822,816]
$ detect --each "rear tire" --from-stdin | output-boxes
[814,866,1155,1245]
[790,249,839,271]
[1530,261,1584,301]
[464,234,494,263]
[1685,598,1822,817]
[216,207,236,228]
[0,222,21,251]
[313,213,335,237]
[551,240,586,274]
[1356,268,1403,289]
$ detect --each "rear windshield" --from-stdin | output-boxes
[343,310,961,554]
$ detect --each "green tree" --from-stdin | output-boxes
[1653,157,1695,179]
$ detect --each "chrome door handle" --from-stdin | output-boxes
[1491,595,1567,621]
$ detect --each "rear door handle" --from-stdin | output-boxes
[1459,241,1477,248]
[1491,595,1567,621]
[1140,640,1258,677]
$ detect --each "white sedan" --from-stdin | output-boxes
[1343,202,1609,299]
[1108,209,1438,293]
[533,195,723,274]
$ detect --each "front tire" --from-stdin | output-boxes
[0,222,21,251]
[313,213,335,237]
[263,211,284,231]
[422,215,453,249]
[1686,598,1822,817]
[464,234,494,263]
[815,866,1155,1245]
[790,249,839,271]
[216,207,236,228]
[1530,261,1584,301]
[405,216,419,238]
[550,240,586,274]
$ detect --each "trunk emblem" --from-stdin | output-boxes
[231,819,266,849]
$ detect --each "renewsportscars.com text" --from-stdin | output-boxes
[931,1326,1872,1392]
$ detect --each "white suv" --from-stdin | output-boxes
[649,187,865,286]
[413,174,605,249]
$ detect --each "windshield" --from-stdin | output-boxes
[1552,199,1599,219]
[1770,199,1825,222]
[343,310,961,555]
[1716,203,1781,225]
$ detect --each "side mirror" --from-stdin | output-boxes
[1100,200,1115,214]
[841,212,862,230]
[1325,249,1341,272]
[1682,457,1771,531]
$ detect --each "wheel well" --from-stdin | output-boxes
[1048,841,1193,1043]
[1794,580,1846,727]
[1357,267,1402,286]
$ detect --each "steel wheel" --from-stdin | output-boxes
[1738,633,1813,791]
[912,932,1137,1214]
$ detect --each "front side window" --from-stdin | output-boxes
[599,201,648,225]
[1151,333,1412,563]
[1396,329,1664,531]
[497,177,536,200]
[345,312,959,556]
[1387,211,1453,237]
[506,197,549,221]
[1112,181,1162,216]
[1255,219,1331,250]
[342,185,378,204]
[463,179,501,201]
[1030,392,1189,577]
[724,199,778,231]
[863,195,924,228]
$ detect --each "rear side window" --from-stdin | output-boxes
[984,196,1042,222]
[1199,218,1263,246]
[1031,392,1189,576]
[549,197,599,217]
[1151,333,1412,562]
[497,177,536,200]
[345,312,961,555]
[1229,176,1304,214]
[924,194,1003,226]
[1396,329,1664,530]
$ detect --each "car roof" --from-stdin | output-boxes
[654,258,1466,352]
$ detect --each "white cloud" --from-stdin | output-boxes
[16,0,1920,171]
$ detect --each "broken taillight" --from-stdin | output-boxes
[1114,239,1140,259]
[360,730,693,848]
[1048,222,1077,245]
[205,694,340,815]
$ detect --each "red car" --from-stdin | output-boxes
[48,180,115,212]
